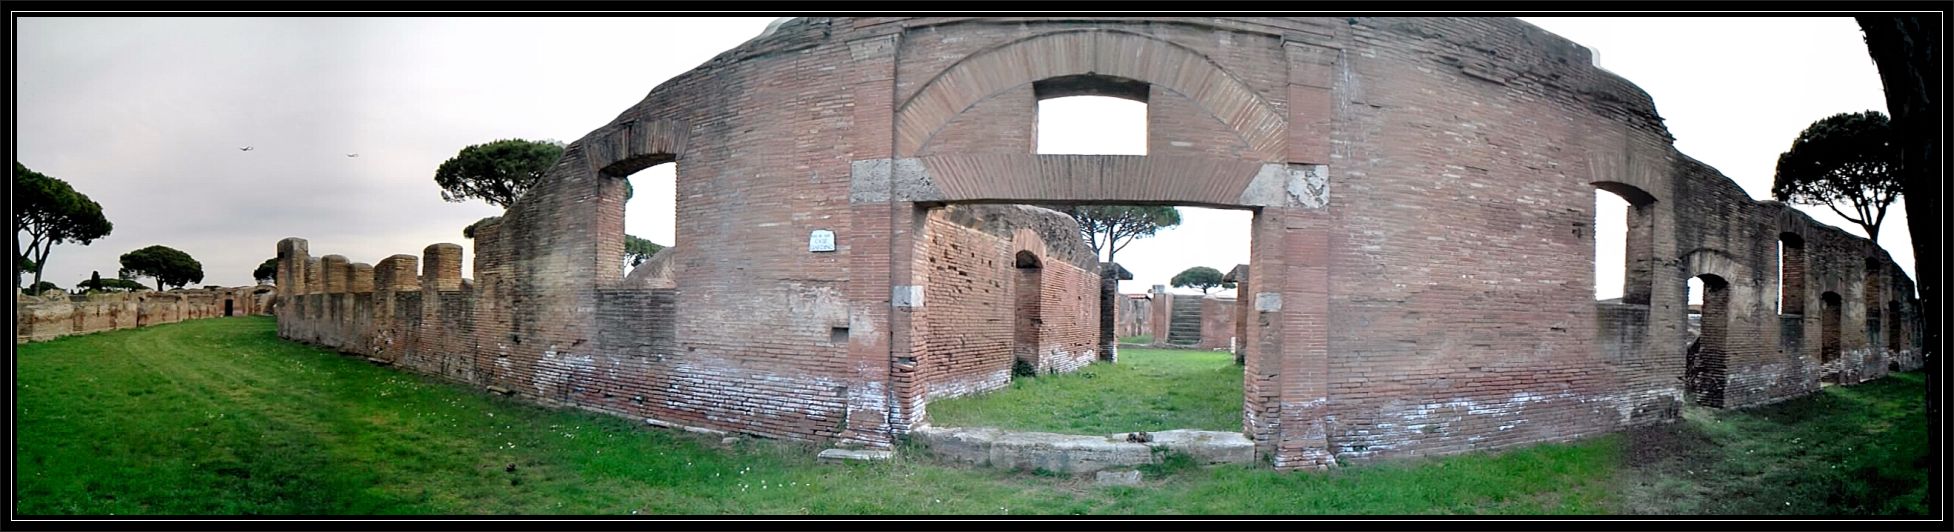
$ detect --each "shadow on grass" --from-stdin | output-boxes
[1612,372,1928,515]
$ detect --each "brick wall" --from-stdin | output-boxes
[16,286,271,344]
[265,17,1922,470]
[1198,296,1239,350]
[914,205,1101,405]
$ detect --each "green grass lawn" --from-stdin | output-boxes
[1611,371,1931,515]
[1117,335,1152,345]
[925,348,1243,433]
[14,317,1929,515]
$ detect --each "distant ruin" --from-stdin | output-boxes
[270,17,1922,470]
[15,286,273,343]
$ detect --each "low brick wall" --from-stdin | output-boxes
[15,287,272,344]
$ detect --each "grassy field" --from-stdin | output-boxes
[14,317,1930,515]
[1611,372,1931,515]
[925,348,1242,433]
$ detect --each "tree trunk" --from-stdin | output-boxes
[1858,15,1939,515]
[30,242,51,293]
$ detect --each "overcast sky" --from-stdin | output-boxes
[17,17,1909,302]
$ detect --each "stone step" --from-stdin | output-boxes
[911,426,1253,475]
[817,448,894,462]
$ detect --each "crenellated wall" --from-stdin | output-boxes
[269,16,1922,470]
[15,286,273,343]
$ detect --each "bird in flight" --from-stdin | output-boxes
[345,153,359,158]
[238,146,254,152]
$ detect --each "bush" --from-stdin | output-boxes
[1012,358,1037,378]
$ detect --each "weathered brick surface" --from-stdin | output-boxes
[1115,294,1150,338]
[267,17,1922,470]
[915,205,1102,404]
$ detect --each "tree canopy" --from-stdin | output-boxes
[1772,111,1904,243]
[15,162,113,290]
[253,258,279,285]
[22,281,61,295]
[1170,266,1234,294]
[82,278,149,293]
[433,139,566,209]
[1060,206,1181,264]
[79,270,105,293]
[118,245,204,291]
[625,235,666,267]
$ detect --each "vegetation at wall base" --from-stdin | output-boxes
[15,318,1927,515]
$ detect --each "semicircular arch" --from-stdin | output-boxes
[895,29,1285,160]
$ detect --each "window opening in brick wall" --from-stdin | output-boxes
[1778,233,1805,315]
[1886,300,1903,353]
[1592,183,1655,304]
[1863,257,1882,350]
[1035,96,1146,155]
[619,162,676,281]
[1820,291,1843,383]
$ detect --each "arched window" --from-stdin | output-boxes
[1013,250,1044,376]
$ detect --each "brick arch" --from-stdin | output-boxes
[583,118,689,177]
[1684,270,1734,407]
[895,29,1285,159]
[1008,227,1050,261]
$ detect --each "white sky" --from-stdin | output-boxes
[16,17,1910,303]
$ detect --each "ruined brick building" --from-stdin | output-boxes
[271,17,1922,470]
[15,286,273,343]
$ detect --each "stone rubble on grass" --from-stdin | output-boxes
[911,426,1253,474]
[1095,470,1144,486]
[817,448,894,462]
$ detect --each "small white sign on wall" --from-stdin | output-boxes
[809,230,836,252]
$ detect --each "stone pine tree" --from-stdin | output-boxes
[1772,111,1904,243]
[1062,206,1182,264]
[21,281,61,295]
[434,139,566,208]
[1859,16,1939,509]
[15,162,113,290]
[1170,266,1234,294]
[440,140,665,266]
[81,270,105,293]
[88,278,147,292]
[253,258,279,285]
[118,245,204,291]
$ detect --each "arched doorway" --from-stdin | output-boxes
[1820,291,1844,384]
[1686,274,1730,406]
[1013,250,1044,376]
